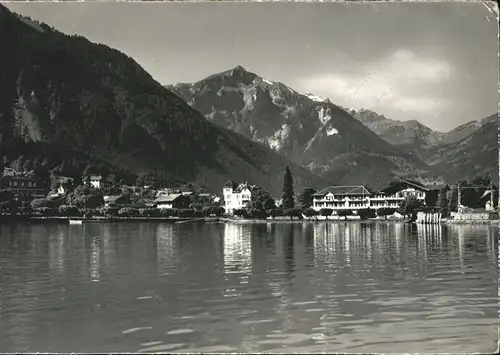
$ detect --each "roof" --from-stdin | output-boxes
[313,186,371,197]
[380,179,429,194]
[424,183,449,190]
[56,176,74,183]
[155,194,182,203]
[2,171,36,179]
[89,175,102,180]
[104,195,126,203]
[198,193,211,197]
[223,181,256,193]
[234,183,256,193]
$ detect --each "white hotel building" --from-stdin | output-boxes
[311,180,430,213]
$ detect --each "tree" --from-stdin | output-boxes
[399,196,423,217]
[337,209,353,220]
[0,189,16,214]
[358,208,376,220]
[249,188,275,210]
[320,208,333,216]
[15,155,26,172]
[377,207,396,219]
[298,188,316,208]
[437,187,449,215]
[31,198,51,209]
[448,186,458,212]
[2,156,9,171]
[281,166,294,209]
[303,208,318,217]
[83,164,97,177]
[23,159,34,172]
[459,180,475,208]
[34,161,51,191]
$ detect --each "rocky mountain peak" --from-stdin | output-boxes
[168,67,429,189]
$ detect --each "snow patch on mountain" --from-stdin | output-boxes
[263,79,274,85]
[306,92,327,102]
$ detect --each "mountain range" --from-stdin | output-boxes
[349,109,497,183]
[0,4,323,196]
[167,67,442,190]
[1,4,496,196]
[350,109,494,159]
[168,66,497,188]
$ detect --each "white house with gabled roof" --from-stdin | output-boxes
[222,181,254,215]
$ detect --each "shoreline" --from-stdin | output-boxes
[0,216,220,224]
[221,217,499,225]
[0,216,497,225]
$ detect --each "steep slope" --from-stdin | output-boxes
[425,114,498,184]
[168,67,433,190]
[349,109,446,160]
[439,119,488,145]
[0,5,323,196]
[349,108,497,183]
[350,108,495,164]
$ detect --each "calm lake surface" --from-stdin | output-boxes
[0,222,498,353]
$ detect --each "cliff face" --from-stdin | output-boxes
[0,5,324,195]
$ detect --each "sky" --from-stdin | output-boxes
[4,1,499,132]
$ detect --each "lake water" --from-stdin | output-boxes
[0,222,498,353]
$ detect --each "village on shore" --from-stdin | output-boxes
[0,158,498,225]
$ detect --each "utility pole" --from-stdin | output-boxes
[490,178,494,209]
[457,181,461,208]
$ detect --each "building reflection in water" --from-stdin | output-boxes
[344,224,351,267]
[303,223,316,267]
[310,222,454,272]
[486,226,498,261]
[101,224,115,272]
[313,224,336,270]
[456,225,466,268]
[416,225,428,263]
[223,223,252,285]
[48,226,66,274]
[156,224,175,275]
[282,225,294,276]
[90,235,101,282]
[394,223,404,259]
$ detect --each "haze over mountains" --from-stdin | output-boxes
[168,66,497,187]
[0,5,323,196]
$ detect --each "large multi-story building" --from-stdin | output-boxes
[312,180,429,213]
[0,169,46,202]
[222,182,253,215]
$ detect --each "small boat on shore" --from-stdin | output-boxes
[69,219,83,225]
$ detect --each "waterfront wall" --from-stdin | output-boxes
[450,212,497,221]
